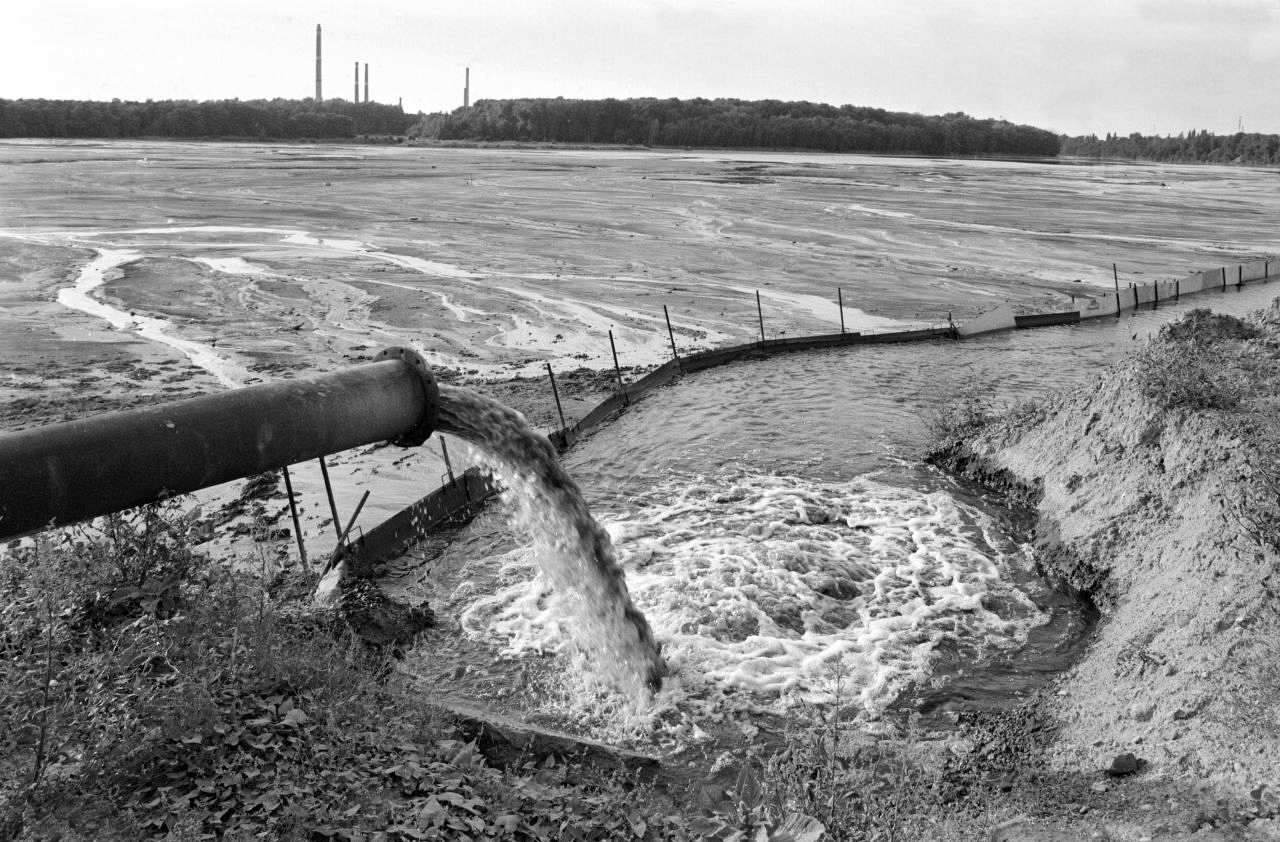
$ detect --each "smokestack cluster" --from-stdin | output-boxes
[314,24,322,101]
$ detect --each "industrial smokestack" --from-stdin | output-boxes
[464,67,470,108]
[364,63,369,103]
[354,61,359,102]
[315,25,322,101]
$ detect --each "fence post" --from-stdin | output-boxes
[663,305,680,367]
[608,329,629,406]
[317,455,343,541]
[837,288,846,335]
[1238,265,1243,288]
[1152,279,1159,307]
[545,362,568,431]
[440,437,457,486]
[281,464,308,568]
[756,290,765,345]
[1113,263,1121,316]
[1222,267,1227,290]
[1175,277,1180,300]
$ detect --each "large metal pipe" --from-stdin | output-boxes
[0,348,437,542]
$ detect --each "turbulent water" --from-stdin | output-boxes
[434,383,667,695]
[408,282,1280,746]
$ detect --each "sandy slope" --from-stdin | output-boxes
[933,305,1280,834]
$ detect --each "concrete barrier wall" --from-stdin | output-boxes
[1015,311,1081,328]
[1243,260,1269,282]
[350,467,497,566]
[1078,294,1118,320]
[957,304,1016,336]
[341,255,1277,571]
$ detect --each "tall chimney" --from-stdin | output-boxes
[354,61,359,102]
[314,25,322,101]
[464,67,470,108]
[364,63,369,103]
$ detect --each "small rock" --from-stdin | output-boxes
[1106,752,1140,776]
[1129,701,1156,722]
[1090,781,1109,794]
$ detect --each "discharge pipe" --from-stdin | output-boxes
[0,347,438,542]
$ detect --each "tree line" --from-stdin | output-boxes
[0,98,416,139]
[1060,130,1280,166]
[411,97,1062,157]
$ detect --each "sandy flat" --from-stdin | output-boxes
[3,139,1278,551]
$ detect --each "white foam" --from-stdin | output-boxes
[188,256,274,276]
[844,203,918,220]
[458,473,1045,723]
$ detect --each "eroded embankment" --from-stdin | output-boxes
[931,305,1280,802]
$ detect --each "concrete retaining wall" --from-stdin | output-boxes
[957,303,1016,336]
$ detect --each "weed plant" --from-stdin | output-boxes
[0,502,690,841]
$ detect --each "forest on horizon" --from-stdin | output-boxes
[1061,130,1280,166]
[0,98,415,139]
[3,96,1280,167]
[412,97,1063,157]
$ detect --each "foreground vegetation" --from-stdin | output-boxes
[411,97,1061,157]
[0,505,687,840]
[1,502,1026,841]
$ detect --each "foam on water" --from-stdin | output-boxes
[458,473,1045,724]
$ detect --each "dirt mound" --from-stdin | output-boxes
[931,304,1280,816]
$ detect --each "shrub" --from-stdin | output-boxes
[1133,312,1255,411]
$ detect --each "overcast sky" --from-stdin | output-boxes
[4,0,1277,137]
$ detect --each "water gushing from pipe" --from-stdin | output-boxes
[435,384,667,695]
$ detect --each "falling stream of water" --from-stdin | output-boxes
[433,383,668,695]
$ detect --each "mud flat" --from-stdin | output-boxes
[932,305,1280,838]
[5,140,1280,552]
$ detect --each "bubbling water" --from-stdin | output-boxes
[460,472,1048,724]
[434,384,667,695]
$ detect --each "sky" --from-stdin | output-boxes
[4,0,1278,137]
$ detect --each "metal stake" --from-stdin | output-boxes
[663,305,680,364]
[337,490,369,549]
[546,362,568,430]
[1238,265,1243,288]
[317,455,343,540]
[837,288,846,334]
[608,330,628,406]
[1113,263,1121,316]
[281,465,308,568]
[440,437,456,486]
[756,290,765,344]
[322,489,370,574]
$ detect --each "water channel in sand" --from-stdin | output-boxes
[398,281,1280,752]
